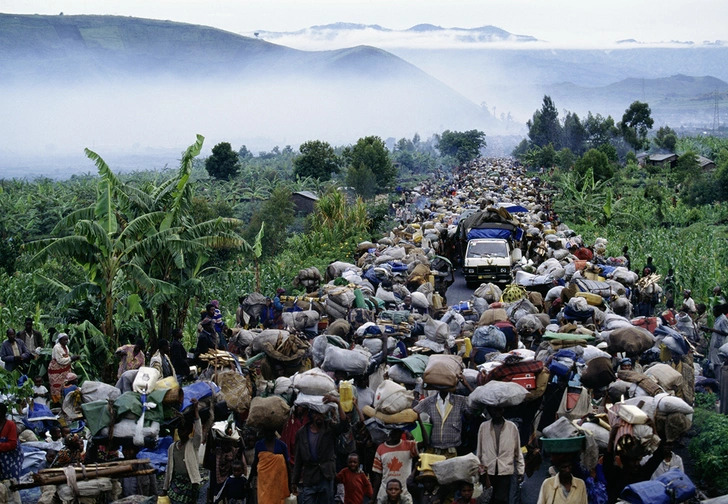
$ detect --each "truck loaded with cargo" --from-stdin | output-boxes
[456,207,524,287]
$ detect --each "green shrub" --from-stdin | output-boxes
[689,405,728,496]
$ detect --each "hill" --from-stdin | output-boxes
[0,14,501,177]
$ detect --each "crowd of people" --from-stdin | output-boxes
[0,158,724,504]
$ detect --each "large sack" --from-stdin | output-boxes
[506,298,538,323]
[423,355,463,389]
[374,380,414,414]
[388,364,419,386]
[215,371,252,414]
[411,291,430,309]
[251,330,290,354]
[431,453,480,485]
[293,368,337,395]
[645,364,683,391]
[654,393,693,415]
[580,357,617,389]
[469,381,528,408]
[322,346,370,375]
[81,381,121,403]
[281,310,319,331]
[247,396,291,430]
[294,393,338,414]
[327,319,351,338]
[543,416,579,439]
[516,314,544,335]
[580,421,610,449]
[472,325,507,350]
[328,287,356,308]
[608,326,654,354]
[424,317,449,343]
[474,283,502,303]
[478,308,508,326]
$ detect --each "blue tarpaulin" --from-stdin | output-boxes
[467,228,512,240]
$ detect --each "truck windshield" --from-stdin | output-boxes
[467,241,508,258]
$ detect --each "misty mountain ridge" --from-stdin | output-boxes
[252,23,538,45]
[0,13,503,177]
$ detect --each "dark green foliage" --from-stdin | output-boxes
[690,393,728,496]
[511,139,529,160]
[244,186,295,256]
[597,142,618,163]
[673,150,702,185]
[346,164,378,200]
[293,140,340,181]
[205,142,240,180]
[561,112,586,154]
[653,126,678,152]
[238,145,254,160]
[584,112,618,149]
[343,136,397,191]
[556,148,576,170]
[527,96,561,148]
[574,149,613,182]
[620,101,654,150]
[437,129,487,165]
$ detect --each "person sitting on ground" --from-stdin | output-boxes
[379,479,413,504]
[150,339,176,378]
[62,373,79,399]
[536,453,587,504]
[51,433,85,467]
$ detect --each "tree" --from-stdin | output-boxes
[620,101,654,151]
[437,130,487,165]
[293,140,340,181]
[512,139,529,160]
[527,96,562,148]
[672,150,701,185]
[653,126,678,152]
[342,136,397,191]
[238,145,253,160]
[584,112,618,149]
[574,148,613,183]
[206,142,240,180]
[244,186,295,256]
[561,112,587,155]
[346,164,378,200]
[556,148,576,170]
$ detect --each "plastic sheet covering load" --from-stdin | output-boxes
[81,381,121,403]
[247,396,291,430]
[620,469,696,504]
[472,325,507,351]
[431,453,480,485]
[474,283,502,303]
[373,380,414,414]
[57,478,114,502]
[181,381,220,411]
[293,368,337,396]
[579,421,610,449]
[215,370,252,414]
[469,381,528,409]
[654,393,693,415]
[294,393,338,414]
[132,367,160,394]
[422,355,463,389]
[322,346,370,375]
[608,326,655,354]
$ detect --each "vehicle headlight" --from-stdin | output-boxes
[499,268,509,273]
[467,268,475,274]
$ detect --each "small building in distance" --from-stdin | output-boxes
[643,153,678,170]
[291,191,319,215]
[697,154,716,172]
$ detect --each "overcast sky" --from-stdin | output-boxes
[2,0,727,48]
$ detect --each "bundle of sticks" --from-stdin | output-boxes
[11,459,154,490]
